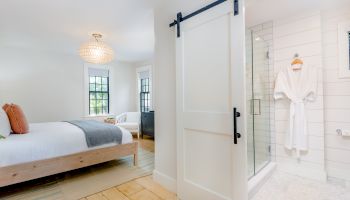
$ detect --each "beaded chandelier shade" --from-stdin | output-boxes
[79,33,114,64]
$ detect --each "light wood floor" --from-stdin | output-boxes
[82,175,177,200]
[0,136,155,200]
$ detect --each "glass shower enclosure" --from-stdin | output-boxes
[246,29,272,178]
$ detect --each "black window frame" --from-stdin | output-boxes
[89,76,110,115]
[140,78,151,112]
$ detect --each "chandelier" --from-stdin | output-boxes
[79,33,114,64]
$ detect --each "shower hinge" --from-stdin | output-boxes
[266,51,270,59]
[268,145,271,153]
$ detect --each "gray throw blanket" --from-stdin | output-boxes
[66,120,123,148]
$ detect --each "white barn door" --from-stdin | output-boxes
[176,0,247,200]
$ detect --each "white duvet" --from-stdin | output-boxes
[0,122,133,167]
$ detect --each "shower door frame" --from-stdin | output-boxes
[247,29,272,179]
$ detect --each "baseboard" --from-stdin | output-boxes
[152,170,177,193]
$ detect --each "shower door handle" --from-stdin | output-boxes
[250,99,261,115]
[233,107,241,144]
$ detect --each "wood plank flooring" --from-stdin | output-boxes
[82,175,177,200]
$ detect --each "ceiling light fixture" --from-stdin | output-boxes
[79,33,114,64]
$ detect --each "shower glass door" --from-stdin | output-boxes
[246,29,271,178]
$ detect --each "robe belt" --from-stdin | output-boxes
[289,99,306,158]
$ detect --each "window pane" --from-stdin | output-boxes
[103,93,108,100]
[89,77,96,83]
[90,100,96,108]
[96,84,102,91]
[89,84,95,91]
[102,100,108,107]
[102,84,108,92]
[96,77,102,84]
[96,99,102,108]
[102,77,108,85]
[90,93,96,100]
[96,107,102,115]
[96,93,103,99]
[90,107,96,115]
[103,107,108,114]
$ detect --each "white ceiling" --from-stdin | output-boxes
[1,0,349,62]
[0,0,155,62]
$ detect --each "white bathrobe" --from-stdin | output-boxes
[274,65,317,157]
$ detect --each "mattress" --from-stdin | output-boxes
[0,122,133,167]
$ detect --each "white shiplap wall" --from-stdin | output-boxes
[273,11,327,181]
[322,7,350,185]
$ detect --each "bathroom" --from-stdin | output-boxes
[245,1,350,198]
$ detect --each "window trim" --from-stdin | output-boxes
[337,22,350,78]
[136,65,153,112]
[140,77,151,112]
[84,63,113,117]
[88,76,110,115]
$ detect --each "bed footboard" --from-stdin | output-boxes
[0,142,138,187]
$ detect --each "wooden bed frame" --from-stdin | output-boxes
[0,142,138,187]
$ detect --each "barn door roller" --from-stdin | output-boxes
[169,0,239,38]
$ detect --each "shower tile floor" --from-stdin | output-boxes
[251,171,350,200]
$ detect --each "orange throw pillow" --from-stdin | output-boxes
[3,104,29,134]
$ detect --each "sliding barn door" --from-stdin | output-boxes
[176,0,247,200]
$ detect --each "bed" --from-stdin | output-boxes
[0,121,138,187]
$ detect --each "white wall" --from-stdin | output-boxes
[0,47,137,123]
[109,62,138,116]
[271,4,350,184]
[322,6,350,184]
[153,6,177,192]
[272,11,327,181]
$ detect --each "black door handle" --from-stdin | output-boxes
[233,107,241,144]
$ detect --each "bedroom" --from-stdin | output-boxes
[2,0,350,200]
[0,0,156,199]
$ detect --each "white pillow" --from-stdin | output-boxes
[0,108,12,139]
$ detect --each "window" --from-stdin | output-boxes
[140,77,151,112]
[337,23,350,78]
[137,67,152,112]
[88,68,109,115]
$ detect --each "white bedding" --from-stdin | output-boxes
[0,122,133,167]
